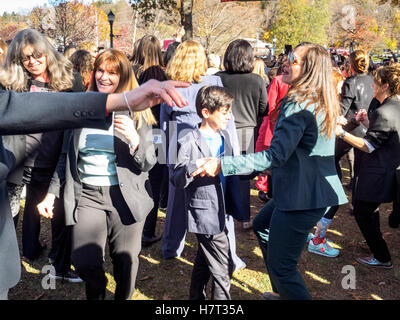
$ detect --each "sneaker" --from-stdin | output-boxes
[307,233,315,243]
[50,269,83,283]
[262,292,280,300]
[308,238,339,258]
[357,256,393,269]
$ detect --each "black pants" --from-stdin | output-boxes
[353,200,391,262]
[8,167,71,272]
[189,229,234,300]
[143,162,167,238]
[324,139,363,219]
[71,183,145,300]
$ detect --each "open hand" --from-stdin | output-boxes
[124,80,190,111]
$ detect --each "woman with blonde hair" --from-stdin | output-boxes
[160,40,245,272]
[253,57,269,85]
[0,28,84,282]
[194,43,348,299]
[38,49,156,299]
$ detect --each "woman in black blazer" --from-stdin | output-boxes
[38,49,157,300]
[336,64,400,269]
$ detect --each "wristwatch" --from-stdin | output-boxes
[339,130,347,139]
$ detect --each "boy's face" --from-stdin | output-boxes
[202,106,231,131]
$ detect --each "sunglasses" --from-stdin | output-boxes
[288,52,301,66]
[21,52,44,63]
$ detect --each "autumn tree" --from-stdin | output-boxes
[267,0,331,50]
[28,0,109,49]
[193,0,263,55]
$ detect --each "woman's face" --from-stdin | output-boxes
[95,62,120,94]
[373,80,389,103]
[22,44,48,78]
[281,46,306,85]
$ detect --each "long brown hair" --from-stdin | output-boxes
[89,49,156,128]
[132,35,164,77]
[286,43,340,138]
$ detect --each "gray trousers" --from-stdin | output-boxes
[71,183,145,300]
[162,169,245,269]
[189,228,234,300]
[0,289,8,300]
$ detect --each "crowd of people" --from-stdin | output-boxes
[0,27,399,301]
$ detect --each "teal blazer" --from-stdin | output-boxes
[221,98,348,211]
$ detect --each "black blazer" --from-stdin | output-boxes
[354,96,400,203]
[48,111,156,226]
[0,89,109,293]
[341,74,374,137]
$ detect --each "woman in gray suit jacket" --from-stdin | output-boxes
[336,64,400,269]
[193,43,348,300]
[38,49,156,300]
[0,78,189,300]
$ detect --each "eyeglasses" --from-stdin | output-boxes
[21,52,44,63]
[288,52,301,66]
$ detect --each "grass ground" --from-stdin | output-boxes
[7,168,400,300]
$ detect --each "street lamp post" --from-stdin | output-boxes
[107,10,115,48]
[272,37,277,57]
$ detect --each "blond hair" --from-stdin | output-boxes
[286,43,340,137]
[0,29,74,92]
[166,40,207,83]
[253,58,268,82]
[89,49,156,128]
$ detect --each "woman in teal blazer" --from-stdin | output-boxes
[193,43,348,300]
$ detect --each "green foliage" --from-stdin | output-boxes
[268,0,330,50]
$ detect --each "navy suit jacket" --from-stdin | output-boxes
[171,127,235,235]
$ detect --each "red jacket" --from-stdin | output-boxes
[256,75,290,151]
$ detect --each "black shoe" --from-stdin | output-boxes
[142,234,162,247]
[388,211,400,228]
[258,190,271,203]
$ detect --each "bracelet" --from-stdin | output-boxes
[123,91,133,113]
[339,130,347,139]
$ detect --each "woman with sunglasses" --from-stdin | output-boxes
[193,43,348,300]
[0,29,85,281]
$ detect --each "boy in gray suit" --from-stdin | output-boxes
[170,86,235,300]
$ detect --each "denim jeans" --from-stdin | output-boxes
[252,199,325,300]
